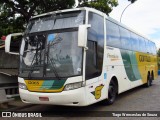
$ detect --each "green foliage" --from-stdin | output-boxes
[0,0,75,36]
[78,0,118,15]
[158,57,160,70]
[157,49,160,57]
[0,0,118,37]
[0,0,75,22]
[157,49,160,70]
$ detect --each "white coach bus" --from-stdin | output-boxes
[5,7,158,106]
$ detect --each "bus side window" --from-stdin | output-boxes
[86,40,99,79]
[145,40,150,54]
[106,20,121,48]
[119,26,130,50]
[150,41,156,55]
[138,37,145,53]
[152,43,157,55]
[86,12,104,80]
[130,32,139,51]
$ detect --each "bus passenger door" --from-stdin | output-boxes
[85,12,105,104]
[85,40,104,104]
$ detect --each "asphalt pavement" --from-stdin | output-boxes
[1,76,160,120]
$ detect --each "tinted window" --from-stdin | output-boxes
[27,11,85,33]
[145,39,150,53]
[119,27,131,50]
[106,20,121,48]
[150,42,153,54]
[150,41,157,55]
[130,32,139,51]
[86,12,104,79]
[139,37,146,53]
[152,43,157,55]
[86,41,98,78]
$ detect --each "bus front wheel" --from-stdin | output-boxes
[105,80,117,105]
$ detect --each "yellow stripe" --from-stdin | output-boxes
[135,52,158,84]
[28,86,64,93]
[24,80,64,92]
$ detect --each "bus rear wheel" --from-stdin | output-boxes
[145,74,152,87]
[105,80,117,105]
[150,72,154,86]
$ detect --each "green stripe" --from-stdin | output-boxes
[50,80,66,89]
[40,80,66,90]
[121,50,141,81]
[40,80,55,90]
[129,51,141,80]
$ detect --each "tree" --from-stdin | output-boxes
[128,0,137,3]
[0,0,75,36]
[157,49,160,57]
[78,0,118,15]
[0,0,75,22]
[157,49,160,70]
[0,0,118,36]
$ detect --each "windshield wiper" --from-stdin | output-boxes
[48,56,61,80]
[28,52,43,79]
[23,21,63,80]
[45,45,61,80]
[27,35,45,79]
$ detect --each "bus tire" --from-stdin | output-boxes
[145,73,152,87]
[105,80,117,105]
[150,72,154,86]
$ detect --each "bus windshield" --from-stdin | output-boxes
[19,11,85,79]
[26,11,85,33]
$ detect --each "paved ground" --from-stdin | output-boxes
[1,76,160,119]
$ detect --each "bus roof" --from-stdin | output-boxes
[31,7,155,45]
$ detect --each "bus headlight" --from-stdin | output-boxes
[19,82,27,90]
[64,82,84,91]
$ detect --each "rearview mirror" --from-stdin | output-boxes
[5,33,23,55]
[78,24,91,49]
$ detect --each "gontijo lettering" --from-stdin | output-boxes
[139,55,151,62]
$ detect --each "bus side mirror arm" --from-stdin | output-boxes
[78,24,91,50]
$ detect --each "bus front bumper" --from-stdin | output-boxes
[19,87,87,106]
